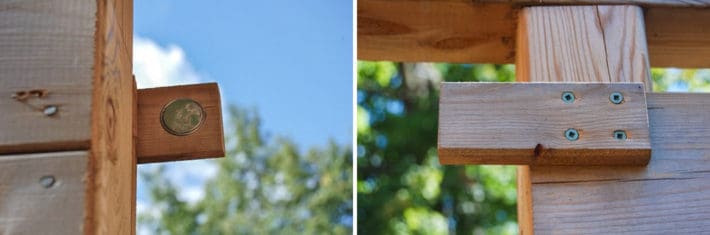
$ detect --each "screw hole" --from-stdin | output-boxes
[610,92,624,104]
[613,130,627,140]
[39,175,55,188]
[565,128,579,141]
[561,91,575,103]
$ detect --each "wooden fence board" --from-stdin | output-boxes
[0,1,95,154]
[0,151,87,235]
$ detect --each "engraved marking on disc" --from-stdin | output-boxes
[160,98,206,136]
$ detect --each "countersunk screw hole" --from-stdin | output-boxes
[39,175,55,188]
[613,130,627,140]
[565,128,579,141]
[610,92,624,104]
[561,91,575,103]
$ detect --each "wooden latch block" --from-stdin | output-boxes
[137,83,225,163]
[438,83,651,166]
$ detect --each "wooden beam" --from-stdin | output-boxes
[0,151,86,235]
[438,83,651,166]
[515,5,653,234]
[0,1,94,154]
[86,0,135,234]
[358,1,710,68]
[136,83,225,164]
[531,92,710,233]
[475,0,710,7]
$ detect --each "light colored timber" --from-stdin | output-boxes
[530,93,710,233]
[136,83,225,164]
[0,151,86,235]
[475,0,710,7]
[515,5,652,234]
[438,83,651,166]
[87,0,135,234]
[0,1,95,154]
[358,1,710,68]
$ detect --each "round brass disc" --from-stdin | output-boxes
[160,98,206,136]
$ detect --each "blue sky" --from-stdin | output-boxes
[134,1,353,229]
[134,0,352,148]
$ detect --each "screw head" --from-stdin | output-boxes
[565,128,579,141]
[613,130,627,140]
[39,175,55,188]
[561,91,575,103]
[610,92,624,104]
[43,105,58,116]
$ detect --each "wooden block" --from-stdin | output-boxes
[0,151,87,235]
[438,82,651,166]
[0,1,95,154]
[530,93,710,233]
[136,83,225,163]
[358,1,710,68]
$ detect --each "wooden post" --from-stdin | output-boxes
[515,5,652,234]
[89,0,135,233]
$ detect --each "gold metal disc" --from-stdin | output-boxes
[160,98,206,136]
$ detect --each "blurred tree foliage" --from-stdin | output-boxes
[139,106,352,234]
[358,61,710,235]
[358,62,517,235]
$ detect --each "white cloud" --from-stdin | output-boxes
[133,36,202,88]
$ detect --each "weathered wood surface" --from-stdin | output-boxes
[0,151,86,235]
[358,0,710,68]
[476,0,710,7]
[137,83,225,164]
[439,83,651,166]
[87,0,135,234]
[531,93,710,234]
[0,1,95,154]
[514,5,654,234]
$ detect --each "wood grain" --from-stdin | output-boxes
[438,83,651,166]
[136,83,225,164]
[476,0,710,7]
[0,151,86,235]
[358,0,517,63]
[0,1,95,154]
[86,0,135,234]
[515,5,653,234]
[530,93,710,234]
[358,1,710,68]
[645,7,710,68]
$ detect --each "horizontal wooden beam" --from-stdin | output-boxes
[0,1,94,154]
[438,82,651,166]
[0,151,86,235]
[475,0,710,7]
[358,1,710,68]
[530,92,710,233]
[136,83,225,164]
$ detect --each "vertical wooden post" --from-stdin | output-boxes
[515,5,651,234]
[88,0,135,234]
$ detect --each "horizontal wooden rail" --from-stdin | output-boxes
[438,82,652,166]
[358,1,710,68]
